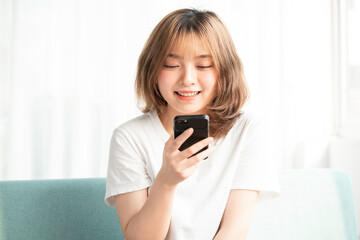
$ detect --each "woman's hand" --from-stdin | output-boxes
[157,128,215,187]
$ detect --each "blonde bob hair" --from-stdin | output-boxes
[135,8,249,139]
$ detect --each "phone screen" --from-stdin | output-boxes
[174,115,209,157]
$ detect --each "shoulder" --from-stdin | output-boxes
[232,111,263,134]
[114,112,153,134]
[112,112,155,142]
[221,111,265,146]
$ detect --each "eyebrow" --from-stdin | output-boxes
[167,53,212,59]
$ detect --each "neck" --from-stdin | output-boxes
[158,111,175,136]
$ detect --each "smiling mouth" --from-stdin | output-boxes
[175,91,201,97]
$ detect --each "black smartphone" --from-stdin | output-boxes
[174,115,209,158]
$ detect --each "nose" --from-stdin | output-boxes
[179,65,196,86]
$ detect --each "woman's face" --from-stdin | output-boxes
[157,36,217,118]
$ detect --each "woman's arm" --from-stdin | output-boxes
[213,189,259,240]
[114,128,215,240]
[114,173,176,240]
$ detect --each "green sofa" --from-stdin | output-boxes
[0,169,358,240]
[0,178,123,239]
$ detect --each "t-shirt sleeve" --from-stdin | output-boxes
[105,127,152,207]
[231,117,281,202]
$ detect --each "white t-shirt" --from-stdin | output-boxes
[105,111,281,239]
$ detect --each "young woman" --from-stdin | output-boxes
[105,8,280,240]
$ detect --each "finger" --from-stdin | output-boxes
[180,137,213,159]
[185,145,216,167]
[165,133,174,146]
[172,128,194,150]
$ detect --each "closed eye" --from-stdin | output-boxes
[197,65,213,69]
[164,65,179,69]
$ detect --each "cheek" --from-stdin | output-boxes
[157,71,172,96]
[210,70,218,91]
[157,69,167,80]
[201,71,217,91]
[158,70,175,84]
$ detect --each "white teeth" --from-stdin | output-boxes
[177,92,199,97]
